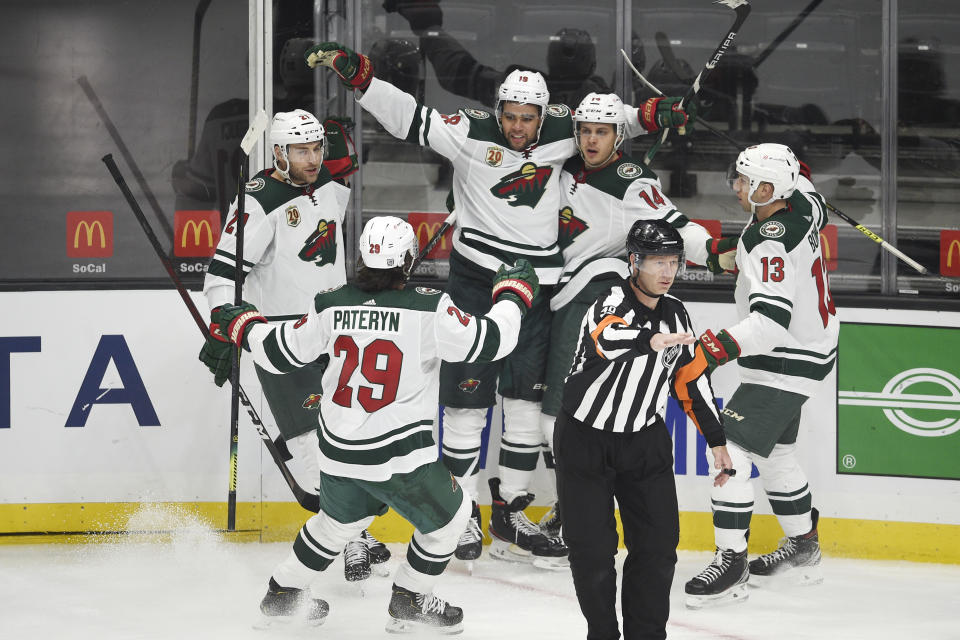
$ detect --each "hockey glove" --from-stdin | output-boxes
[304,42,374,91]
[799,159,812,181]
[322,116,359,180]
[705,236,738,274]
[491,258,539,316]
[696,329,741,371]
[639,96,697,134]
[383,0,443,34]
[198,338,233,387]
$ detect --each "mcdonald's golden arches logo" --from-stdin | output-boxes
[175,210,220,257]
[67,211,113,258]
[940,230,960,277]
[408,212,452,260]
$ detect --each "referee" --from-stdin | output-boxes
[555,219,733,640]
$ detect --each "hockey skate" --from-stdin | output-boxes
[344,537,372,582]
[255,577,329,628]
[487,478,568,571]
[749,508,823,586]
[454,501,484,572]
[385,584,463,634]
[363,529,392,566]
[684,548,750,609]
[539,501,562,539]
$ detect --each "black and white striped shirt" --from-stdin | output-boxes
[561,281,725,446]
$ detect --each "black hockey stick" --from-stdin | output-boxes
[410,212,457,275]
[643,0,751,166]
[621,48,744,151]
[629,71,940,278]
[77,76,175,245]
[752,0,823,69]
[101,153,321,514]
[188,0,214,158]
[227,110,268,531]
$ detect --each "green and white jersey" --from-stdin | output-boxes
[356,77,650,285]
[729,176,839,396]
[551,154,711,311]
[245,285,523,481]
[202,167,349,319]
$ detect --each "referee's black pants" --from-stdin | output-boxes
[555,411,679,640]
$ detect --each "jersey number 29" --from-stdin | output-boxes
[332,336,403,412]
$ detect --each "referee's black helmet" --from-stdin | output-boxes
[626,219,684,258]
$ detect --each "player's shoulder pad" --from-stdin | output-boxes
[740,206,811,254]
[312,283,362,313]
[461,108,502,143]
[537,104,574,145]
[585,155,657,200]
[366,287,445,313]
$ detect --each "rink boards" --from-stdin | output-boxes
[1,290,958,563]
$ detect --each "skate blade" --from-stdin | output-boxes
[489,540,569,571]
[685,584,749,610]
[749,563,823,588]
[252,613,326,630]
[385,617,464,635]
[532,555,570,571]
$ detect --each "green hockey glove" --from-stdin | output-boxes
[696,329,741,371]
[492,259,539,316]
[705,236,738,274]
[640,96,697,134]
[198,335,233,387]
[322,116,359,180]
[304,42,373,91]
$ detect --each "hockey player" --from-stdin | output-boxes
[200,216,539,632]
[540,92,733,538]
[684,143,838,608]
[557,219,732,640]
[198,109,388,583]
[304,41,695,566]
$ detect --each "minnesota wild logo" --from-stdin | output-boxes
[298,219,338,266]
[558,206,588,250]
[490,162,553,208]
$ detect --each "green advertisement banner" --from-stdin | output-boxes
[837,323,960,480]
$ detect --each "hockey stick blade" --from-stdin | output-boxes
[241,110,269,156]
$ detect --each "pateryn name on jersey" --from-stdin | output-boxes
[333,308,401,332]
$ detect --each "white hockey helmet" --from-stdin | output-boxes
[270,109,325,183]
[734,143,800,211]
[359,216,419,275]
[495,69,550,143]
[573,92,627,164]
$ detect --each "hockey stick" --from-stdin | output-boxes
[101,153,321,515]
[410,211,457,275]
[226,109,269,530]
[621,48,744,151]
[752,0,823,69]
[643,0,751,166]
[629,71,939,278]
[77,76,175,245]
[188,0,214,158]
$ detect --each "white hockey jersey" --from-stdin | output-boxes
[551,154,711,311]
[356,77,650,284]
[246,285,523,480]
[727,176,839,396]
[203,167,350,318]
